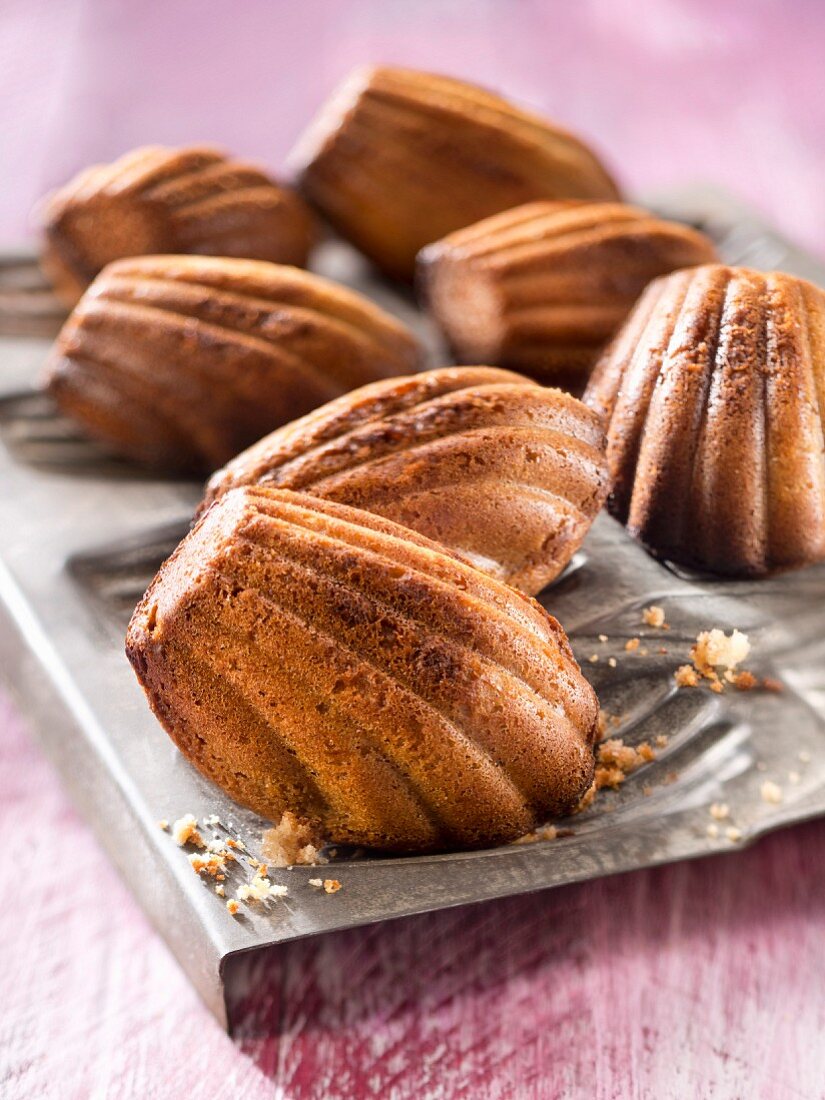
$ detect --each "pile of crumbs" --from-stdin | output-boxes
[674,628,780,694]
[161,811,340,915]
[261,810,326,868]
[512,824,559,846]
[576,734,665,812]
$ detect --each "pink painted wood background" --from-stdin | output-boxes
[2,2,825,1097]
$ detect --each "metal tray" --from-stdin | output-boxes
[2,187,824,1031]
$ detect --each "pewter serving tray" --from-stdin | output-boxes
[2,188,824,1030]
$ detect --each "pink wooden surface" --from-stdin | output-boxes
[2,2,825,1097]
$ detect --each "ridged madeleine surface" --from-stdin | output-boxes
[419,201,718,390]
[126,488,599,851]
[40,145,316,305]
[43,255,422,473]
[291,67,619,281]
[585,264,825,576]
[203,366,610,594]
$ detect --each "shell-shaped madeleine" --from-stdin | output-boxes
[42,255,422,473]
[126,488,599,851]
[585,264,825,576]
[202,366,610,594]
[39,145,316,305]
[419,201,718,391]
[291,66,620,281]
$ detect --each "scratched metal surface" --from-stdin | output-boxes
[1,189,824,1031]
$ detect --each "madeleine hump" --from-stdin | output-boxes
[202,366,610,595]
[126,489,599,852]
[585,264,825,576]
[42,255,422,473]
[291,66,619,280]
[419,201,718,390]
[39,145,316,306]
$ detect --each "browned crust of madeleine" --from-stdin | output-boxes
[418,201,718,389]
[291,67,620,280]
[126,487,599,851]
[42,256,422,473]
[202,366,610,594]
[39,145,317,305]
[584,263,825,576]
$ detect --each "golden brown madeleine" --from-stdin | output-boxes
[202,366,610,594]
[291,66,620,281]
[39,145,316,305]
[419,201,718,390]
[42,255,422,473]
[126,488,599,851]
[585,264,825,576]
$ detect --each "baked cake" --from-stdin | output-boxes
[291,66,620,280]
[419,201,718,389]
[39,145,316,305]
[126,488,599,851]
[202,366,610,594]
[585,264,825,576]
[43,255,422,473]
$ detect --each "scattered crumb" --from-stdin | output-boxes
[760,780,783,805]
[625,638,640,653]
[204,814,220,826]
[642,605,667,629]
[709,802,730,820]
[157,819,169,831]
[323,879,342,894]
[608,657,617,669]
[589,738,656,794]
[588,653,600,664]
[215,884,225,897]
[639,647,649,657]
[725,826,743,843]
[799,750,812,764]
[762,677,784,693]
[226,899,240,916]
[658,647,669,655]
[788,771,801,785]
[675,664,700,688]
[308,878,323,888]
[237,870,289,903]
[513,824,558,845]
[706,823,719,838]
[655,734,669,749]
[664,771,678,785]
[598,634,609,643]
[732,670,758,691]
[261,811,326,868]
[172,814,204,848]
[694,629,751,671]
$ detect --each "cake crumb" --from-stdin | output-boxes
[675,664,700,688]
[706,823,719,838]
[598,633,609,643]
[513,824,558,845]
[693,629,750,672]
[261,811,326,868]
[608,657,617,669]
[725,826,743,843]
[215,884,225,897]
[588,653,599,664]
[157,819,169,831]
[709,802,730,820]
[625,638,640,652]
[587,738,656,795]
[323,879,342,894]
[172,813,204,848]
[237,869,289,903]
[732,670,758,691]
[642,605,667,629]
[655,734,669,748]
[226,899,240,916]
[762,677,784,693]
[308,878,323,888]
[760,780,783,805]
